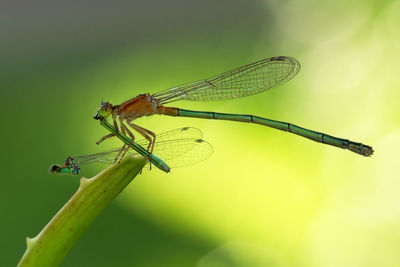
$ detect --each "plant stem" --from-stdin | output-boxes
[17,156,147,267]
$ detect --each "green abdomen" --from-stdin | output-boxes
[174,108,373,156]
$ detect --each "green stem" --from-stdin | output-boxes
[17,157,147,267]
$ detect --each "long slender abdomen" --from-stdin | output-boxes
[158,107,373,157]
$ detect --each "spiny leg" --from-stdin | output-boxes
[96,133,115,145]
[112,113,120,135]
[96,114,118,145]
[126,121,156,153]
[118,118,137,163]
[96,113,120,145]
[118,142,131,163]
[114,121,132,163]
[113,122,126,163]
[126,121,156,170]
[114,144,127,164]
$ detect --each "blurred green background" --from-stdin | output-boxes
[2,0,399,266]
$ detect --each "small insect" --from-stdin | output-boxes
[93,56,373,158]
[50,127,213,175]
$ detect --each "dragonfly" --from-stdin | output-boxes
[50,127,213,175]
[93,56,373,157]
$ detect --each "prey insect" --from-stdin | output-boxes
[50,127,212,175]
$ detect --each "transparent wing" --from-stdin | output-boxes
[53,127,212,173]
[153,56,300,104]
[72,127,204,166]
[136,127,203,147]
[71,138,212,170]
[162,138,212,168]
[143,138,212,168]
[71,148,120,165]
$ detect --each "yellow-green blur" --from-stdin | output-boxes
[3,0,399,266]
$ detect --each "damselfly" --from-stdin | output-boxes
[50,127,213,175]
[93,56,373,157]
